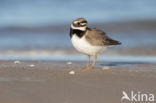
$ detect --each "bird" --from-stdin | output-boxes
[70,18,121,69]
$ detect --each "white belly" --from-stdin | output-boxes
[71,34,106,56]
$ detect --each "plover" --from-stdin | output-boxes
[70,18,121,69]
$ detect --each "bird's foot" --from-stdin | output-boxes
[86,65,90,69]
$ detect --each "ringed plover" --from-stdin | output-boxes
[70,18,121,69]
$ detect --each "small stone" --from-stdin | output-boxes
[30,64,35,67]
[102,66,110,70]
[69,70,75,75]
[67,62,72,65]
[14,60,21,64]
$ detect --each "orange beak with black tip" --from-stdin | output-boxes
[83,25,87,29]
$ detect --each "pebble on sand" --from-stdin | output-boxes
[67,62,72,65]
[14,60,21,64]
[102,66,110,70]
[69,70,75,75]
[30,64,35,67]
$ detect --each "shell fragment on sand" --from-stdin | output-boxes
[14,60,21,64]
[67,62,72,65]
[102,66,110,70]
[69,70,75,75]
[30,64,35,67]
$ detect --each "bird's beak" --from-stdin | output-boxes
[84,25,87,29]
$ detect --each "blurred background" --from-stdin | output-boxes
[0,0,156,62]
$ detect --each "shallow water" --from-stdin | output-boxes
[0,31,156,49]
[0,31,156,62]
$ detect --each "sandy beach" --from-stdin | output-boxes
[0,60,156,103]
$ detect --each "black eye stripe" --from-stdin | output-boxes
[78,21,87,24]
[81,21,87,23]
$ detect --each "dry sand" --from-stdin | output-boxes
[0,60,156,103]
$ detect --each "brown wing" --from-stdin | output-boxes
[85,28,121,46]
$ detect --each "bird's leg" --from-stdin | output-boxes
[91,55,97,69]
[86,55,90,69]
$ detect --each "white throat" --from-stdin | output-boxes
[71,24,86,31]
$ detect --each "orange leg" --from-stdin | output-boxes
[91,55,97,69]
[86,55,90,69]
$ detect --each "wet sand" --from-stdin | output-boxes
[0,60,156,103]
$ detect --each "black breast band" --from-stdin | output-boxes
[70,28,86,38]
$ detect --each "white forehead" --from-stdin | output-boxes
[71,24,86,31]
[73,21,79,24]
[73,21,87,25]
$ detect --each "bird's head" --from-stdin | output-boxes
[71,18,88,31]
